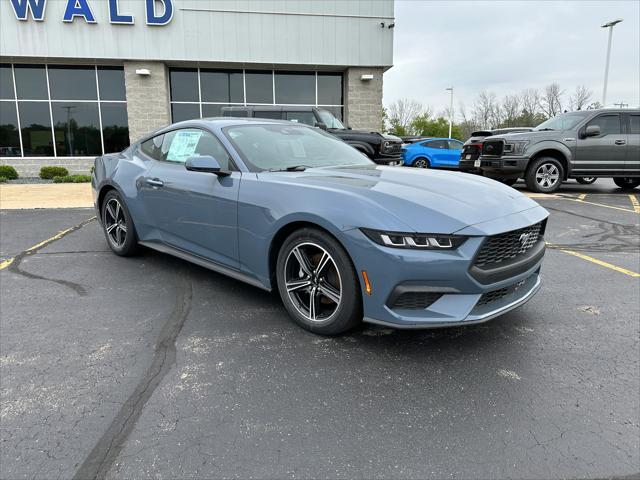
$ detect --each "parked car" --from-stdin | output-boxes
[92,118,548,335]
[459,128,533,175]
[402,138,464,169]
[222,106,403,166]
[479,109,640,192]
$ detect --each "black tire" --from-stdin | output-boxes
[613,177,640,190]
[576,177,597,185]
[525,157,564,193]
[501,178,518,186]
[412,157,430,168]
[101,190,138,256]
[276,228,362,335]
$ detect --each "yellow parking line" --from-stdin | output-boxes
[577,193,587,201]
[553,247,640,278]
[0,219,95,271]
[562,197,636,213]
[629,194,640,214]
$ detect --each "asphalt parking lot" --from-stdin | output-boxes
[1,179,639,479]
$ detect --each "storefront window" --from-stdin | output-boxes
[201,70,243,103]
[171,103,200,123]
[245,71,274,104]
[0,64,129,158]
[275,72,315,104]
[170,69,199,102]
[317,73,343,106]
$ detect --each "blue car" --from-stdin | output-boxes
[93,118,548,335]
[402,138,464,169]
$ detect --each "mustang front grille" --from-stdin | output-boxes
[474,221,544,269]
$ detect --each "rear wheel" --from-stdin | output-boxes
[101,190,138,256]
[576,177,597,185]
[525,157,564,193]
[412,157,430,168]
[613,177,640,190]
[276,228,362,335]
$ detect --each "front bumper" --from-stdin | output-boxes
[480,155,529,178]
[341,206,548,329]
[458,158,482,174]
[373,154,402,166]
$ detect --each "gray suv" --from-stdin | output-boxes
[479,109,640,193]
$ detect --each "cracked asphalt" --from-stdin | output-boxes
[1,183,639,479]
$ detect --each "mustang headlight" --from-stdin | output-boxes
[503,140,529,156]
[360,228,466,250]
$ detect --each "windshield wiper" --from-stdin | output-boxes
[536,128,555,131]
[267,165,310,172]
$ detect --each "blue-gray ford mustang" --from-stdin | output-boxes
[92,118,548,335]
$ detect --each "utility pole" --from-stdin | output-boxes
[446,87,453,138]
[601,19,623,106]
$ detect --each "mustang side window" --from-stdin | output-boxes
[140,134,164,160]
[160,128,234,170]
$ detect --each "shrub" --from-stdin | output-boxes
[0,176,7,183]
[52,174,92,183]
[0,165,19,180]
[40,166,69,179]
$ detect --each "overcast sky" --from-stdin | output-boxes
[383,0,640,120]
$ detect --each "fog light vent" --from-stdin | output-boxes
[390,292,442,310]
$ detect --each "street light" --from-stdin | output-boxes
[445,87,453,138]
[601,18,623,106]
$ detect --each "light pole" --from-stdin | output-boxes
[446,87,453,138]
[601,18,623,106]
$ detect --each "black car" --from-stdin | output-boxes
[459,128,533,174]
[222,106,403,165]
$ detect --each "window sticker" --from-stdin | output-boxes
[167,130,202,162]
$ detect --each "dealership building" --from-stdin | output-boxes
[0,0,395,176]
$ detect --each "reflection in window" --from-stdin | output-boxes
[101,103,129,153]
[51,102,101,156]
[317,74,342,105]
[201,70,243,103]
[171,103,200,122]
[14,65,48,100]
[0,101,21,156]
[245,71,273,104]
[274,72,315,104]
[18,102,54,156]
[202,104,231,118]
[0,65,14,100]
[49,66,97,100]
[170,69,199,102]
[98,67,126,101]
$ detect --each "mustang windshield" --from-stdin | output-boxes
[224,124,372,172]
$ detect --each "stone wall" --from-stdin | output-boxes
[344,67,384,132]
[123,61,171,143]
[1,157,93,178]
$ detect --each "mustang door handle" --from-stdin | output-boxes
[614,139,627,145]
[146,178,164,187]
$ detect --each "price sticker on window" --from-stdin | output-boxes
[167,130,202,162]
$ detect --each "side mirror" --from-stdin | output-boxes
[314,121,327,131]
[584,125,601,137]
[185,155,230,176]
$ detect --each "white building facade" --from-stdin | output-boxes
[0,0,394,176]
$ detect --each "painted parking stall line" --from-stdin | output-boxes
[629,194,640,214]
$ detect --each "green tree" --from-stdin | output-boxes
[411,116,463,140]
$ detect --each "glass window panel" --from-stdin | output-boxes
[171,103,200,122]
[101,103,129,153]
[98,67,126,101]
[14,65,48,100]
[587,114,621,135]
[0,65,14,100]
[320,106,343,122]
[18,101,53,156]
[317,73,342,105]
[51,102,101,156]
[200,70,243,103]
[245,71,273,104]
[141,134,164,160]
[274,72,315,104]
[0,101,21,156]
[630,115,640,135]
[202,104,231,118]
[285,111,316,126]
[170,69,199,102]
[49,66,97,100]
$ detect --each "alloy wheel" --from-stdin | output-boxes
[535,163,560,189]
[414,159,427,168]
[284,242,342,322]
[104,198,127,248]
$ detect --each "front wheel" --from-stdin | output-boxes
[412,157,430,168]
[576,177,597,185]
[101,190,138,256]
[525,157,564,193]
[613,177,640,190]
[276,228,362,335]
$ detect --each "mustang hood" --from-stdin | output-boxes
[264,165,544,234]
